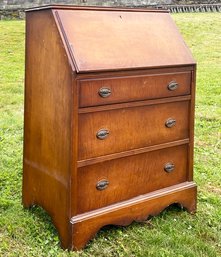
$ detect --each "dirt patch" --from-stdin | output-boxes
[205,185,221,195]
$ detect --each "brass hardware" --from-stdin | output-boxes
[165,118,176,128]
[96,129,110,140]
[164,163,175,173]
[168,81,179,91]
[98,87,111,98]
[96,179,109,191]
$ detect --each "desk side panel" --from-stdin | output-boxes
[23,10,73,249]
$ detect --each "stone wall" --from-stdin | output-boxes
[0,0,220,19]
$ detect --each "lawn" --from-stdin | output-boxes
[0,13,221,257]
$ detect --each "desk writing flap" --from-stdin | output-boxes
[55,8,195,73]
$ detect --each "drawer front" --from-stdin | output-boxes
[78,101,189,160]
[77,144,188,213]
[79,72,191,107]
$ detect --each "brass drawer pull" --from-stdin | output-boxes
[96,179,109,191]
[96,129,109,140]
[168,81,179,91]
[164,163,175,173]
[98,87,111,98]
[165,118,176,128]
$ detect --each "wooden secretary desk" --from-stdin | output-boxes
[23,5,197,250]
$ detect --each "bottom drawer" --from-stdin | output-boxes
[77,144,188,213]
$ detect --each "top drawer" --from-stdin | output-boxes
[79,71,191,107]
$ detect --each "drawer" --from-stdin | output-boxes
[77,144,188,213]
[78,101,189,160]
[79,72,191,107]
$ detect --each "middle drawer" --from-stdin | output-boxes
[78,100,189,160]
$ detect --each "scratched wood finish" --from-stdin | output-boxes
[23,5,197,251]
[78,100,189,160]
[77,144,188,213]
[22,10,73,249]
[79,71,191,107]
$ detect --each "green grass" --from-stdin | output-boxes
[0,13,220,256]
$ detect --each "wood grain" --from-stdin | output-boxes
[78,100,190,159]
[78,95,191,114]
[79,71,191,107]
[23,6,197,251]
[77,144,188,213]
[56,9,195,72]
[28,5,169,13]
[77,139,189,167]
[76,66,194,80]
[70,182,197,250]
[23,10,73,249]
[188,68,197,181]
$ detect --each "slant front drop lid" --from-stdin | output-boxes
[55,9,195,72]
[23,5,197,251]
